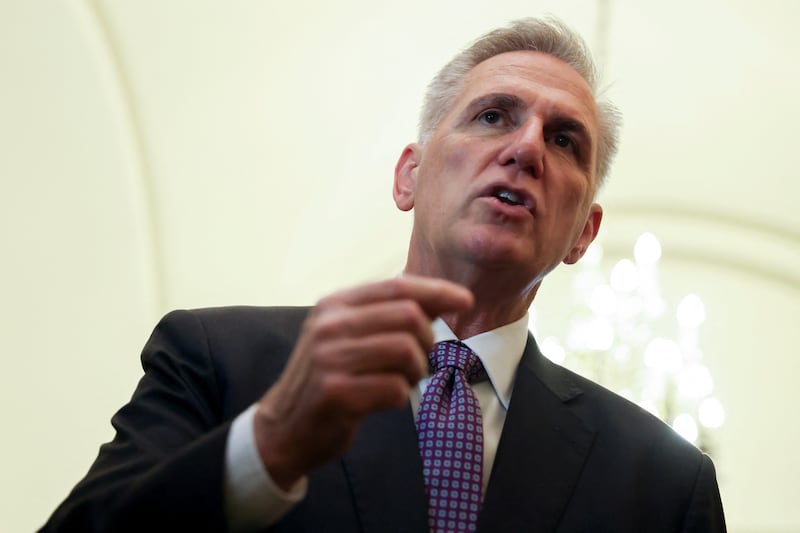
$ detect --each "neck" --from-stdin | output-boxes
[404,258,540,339]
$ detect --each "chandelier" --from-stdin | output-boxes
[531,233,725,452]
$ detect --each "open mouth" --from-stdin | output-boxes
[489,186,534,213]
[492,187,525,207]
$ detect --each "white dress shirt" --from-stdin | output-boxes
[414,314,529,492]
[224,313,530,532]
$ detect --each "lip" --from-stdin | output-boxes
[477,182,537,217]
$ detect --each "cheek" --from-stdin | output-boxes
[442,141,473,171]
[417,140,474,200]
[429,133,486,178]
[558,170,592,210]
[566,186,584,209]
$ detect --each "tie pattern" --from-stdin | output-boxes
[416,341,485,533]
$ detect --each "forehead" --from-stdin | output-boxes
[452,50,598,132]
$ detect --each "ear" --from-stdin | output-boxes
[393,143,421,212]
[563,203,603,265]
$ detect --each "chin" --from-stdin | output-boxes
[461,231,532,267]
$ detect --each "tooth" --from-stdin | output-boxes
[498,190,520,204]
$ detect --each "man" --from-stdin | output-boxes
[43,17,725,532]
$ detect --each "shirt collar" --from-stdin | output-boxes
[431,313,529,409]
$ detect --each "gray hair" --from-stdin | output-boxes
[419,17,621,187]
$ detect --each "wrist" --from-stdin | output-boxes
[253,400,304,492]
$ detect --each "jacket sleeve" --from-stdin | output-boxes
[41,309,233,532]
[681,454,727,533]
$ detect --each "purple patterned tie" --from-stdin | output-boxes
[416,341,485,533]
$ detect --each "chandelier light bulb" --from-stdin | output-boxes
[677,364,714,398]
[589,284,617,315]
[610,259,639,292]
[634,232,662,264]
[586,317,615,351]
[644,338,683,373]
[699,397,726,428]
[677,293,706,328]
[672,414,699,443]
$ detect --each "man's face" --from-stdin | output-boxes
[394,50,603,286]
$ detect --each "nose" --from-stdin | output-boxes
[498,119,545,178]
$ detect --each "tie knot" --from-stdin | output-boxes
[428,341,485,382]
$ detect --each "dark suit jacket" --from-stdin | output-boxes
[43,306,725,532]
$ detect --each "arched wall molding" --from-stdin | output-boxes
[609,203,800,247]
[602,202,800,291]
[78,0,166,314]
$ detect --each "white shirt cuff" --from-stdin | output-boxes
[224,403,308,532]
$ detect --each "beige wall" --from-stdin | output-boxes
[2,0,798,531]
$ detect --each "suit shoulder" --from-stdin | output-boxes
[149,306,311,369]
[149,306,312,413]
[547,358,704,460]
[178,305,311,323]
[531,359,724,529]
[158,305,310,337]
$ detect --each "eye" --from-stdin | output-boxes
[553,134,573,148]
[551,133,581,158]
[477,109,506,126]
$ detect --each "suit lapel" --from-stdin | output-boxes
[477,334,596,532]
[342,404,430,533]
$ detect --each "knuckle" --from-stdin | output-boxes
[318,374,348,409]
[397,299,424,324]
[318,284,357,307]
[309,312,349,341]
[312,316,339,339]
[312,293,350,321]
[383,278,407,299]
[309,295,336,317]
[384,378,410,408]
[402,334,421,356]
[309,342,336,367]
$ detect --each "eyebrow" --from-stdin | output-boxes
[462,93,526,118]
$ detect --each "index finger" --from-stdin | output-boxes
[322,275,473,319]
